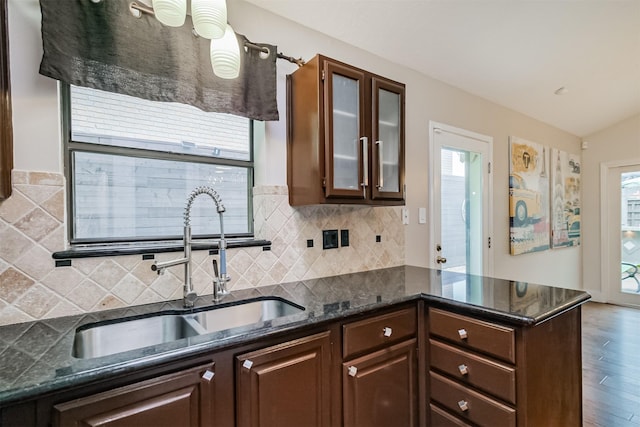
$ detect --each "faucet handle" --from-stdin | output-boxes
[212,259,219,277]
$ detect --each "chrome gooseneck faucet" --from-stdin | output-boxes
[151,186,230,307]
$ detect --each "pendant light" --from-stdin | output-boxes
[191,0,227,39]
[210,24,240,79]
[152,0,187,27]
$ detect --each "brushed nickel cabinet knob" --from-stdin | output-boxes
[201,369,215,382]
[458,364,469,375]
[458,400,469,412]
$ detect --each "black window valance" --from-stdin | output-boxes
[39,0,279,121]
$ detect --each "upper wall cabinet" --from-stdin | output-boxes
[287,54,405,206]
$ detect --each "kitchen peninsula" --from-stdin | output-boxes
[0,266,589,426]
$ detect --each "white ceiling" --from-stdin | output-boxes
[244,0,640,137]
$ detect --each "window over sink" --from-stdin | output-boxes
[63,84,254,244]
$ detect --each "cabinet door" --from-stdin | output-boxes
[371,77,404,201]
[53,362,216,427]
[323,60,367,200]
[343,339,417,427]
[236,331,332,427]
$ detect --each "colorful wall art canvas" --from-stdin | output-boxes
[551,149,581,248]
[509,137,550,255]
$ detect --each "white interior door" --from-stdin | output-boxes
[603,161,640,307]
[429,122,493,277]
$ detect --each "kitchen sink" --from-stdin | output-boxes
[73,314,201,359]
[72,297,305,359]
[184,297,305,334]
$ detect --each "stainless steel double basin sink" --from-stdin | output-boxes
[73,297,305,359]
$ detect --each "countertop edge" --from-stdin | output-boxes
[423,292,592,326]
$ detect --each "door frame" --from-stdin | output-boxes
[428,121,494,276]
[600,158,640,306]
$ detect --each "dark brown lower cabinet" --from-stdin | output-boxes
[235,331,333,427]
[428,307,583,426]
[343,339,418,427]
[52,362,216,427]
[0,301,585,427]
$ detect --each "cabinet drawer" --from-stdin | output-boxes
[429,308,515,363]
[430,371,516,427]
[430,339,516,404]
[343,307,416,358]
[430,404,473,427]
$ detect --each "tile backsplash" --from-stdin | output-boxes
[0,171,405,326]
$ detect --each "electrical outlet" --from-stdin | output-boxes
[341,229,349,247]
[322,229,339,249]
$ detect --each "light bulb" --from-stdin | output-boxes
[192,0,227,39]
[210,24,241,79]
[152,0,187,27]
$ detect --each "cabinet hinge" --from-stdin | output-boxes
[488,237,492,248]
[488,162,491,174]
[322,178,326,188]
[322,70,325,81]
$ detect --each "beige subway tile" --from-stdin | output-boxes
[0,192,36,224]
[43,299,84,319]
[0,268,35,303]
[0,227,34,264]
[40,225,66,253]
[13,208,60,242]
[150,271,182,299]
[42,266,85,297]
[28,172,64,186]
[90,260,128,290]
[93,295,126,312]
[14,245,55,281]
[41,190,65,222]
[14,284,61,319]
[11,170,28,185]
[131,260,161,286]
[111,275,146,304]
[0,305,34,327]
[66,279,106,311]
[14,185,61,205]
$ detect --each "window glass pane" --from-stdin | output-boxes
[73,151,250,241]
[70,85,250,161]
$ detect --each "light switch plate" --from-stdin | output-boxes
[402,208,409,225]
[419,207,427,224]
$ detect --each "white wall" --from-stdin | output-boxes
[9,0,583,289]
[8,0,60,173]
[582,114,640,300]
[228,1,582,288]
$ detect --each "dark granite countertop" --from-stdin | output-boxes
[0,266,590,406]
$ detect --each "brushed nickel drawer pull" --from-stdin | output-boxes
[458,328,468,340]
[458,400,469,412]
[348,366,358,377]
[383,327,393,337]
[458,364,469,375]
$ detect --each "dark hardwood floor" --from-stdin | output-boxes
[583,302,640,426]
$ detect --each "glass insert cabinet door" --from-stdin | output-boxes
[372,78,405,200]
[324,61,366,199]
